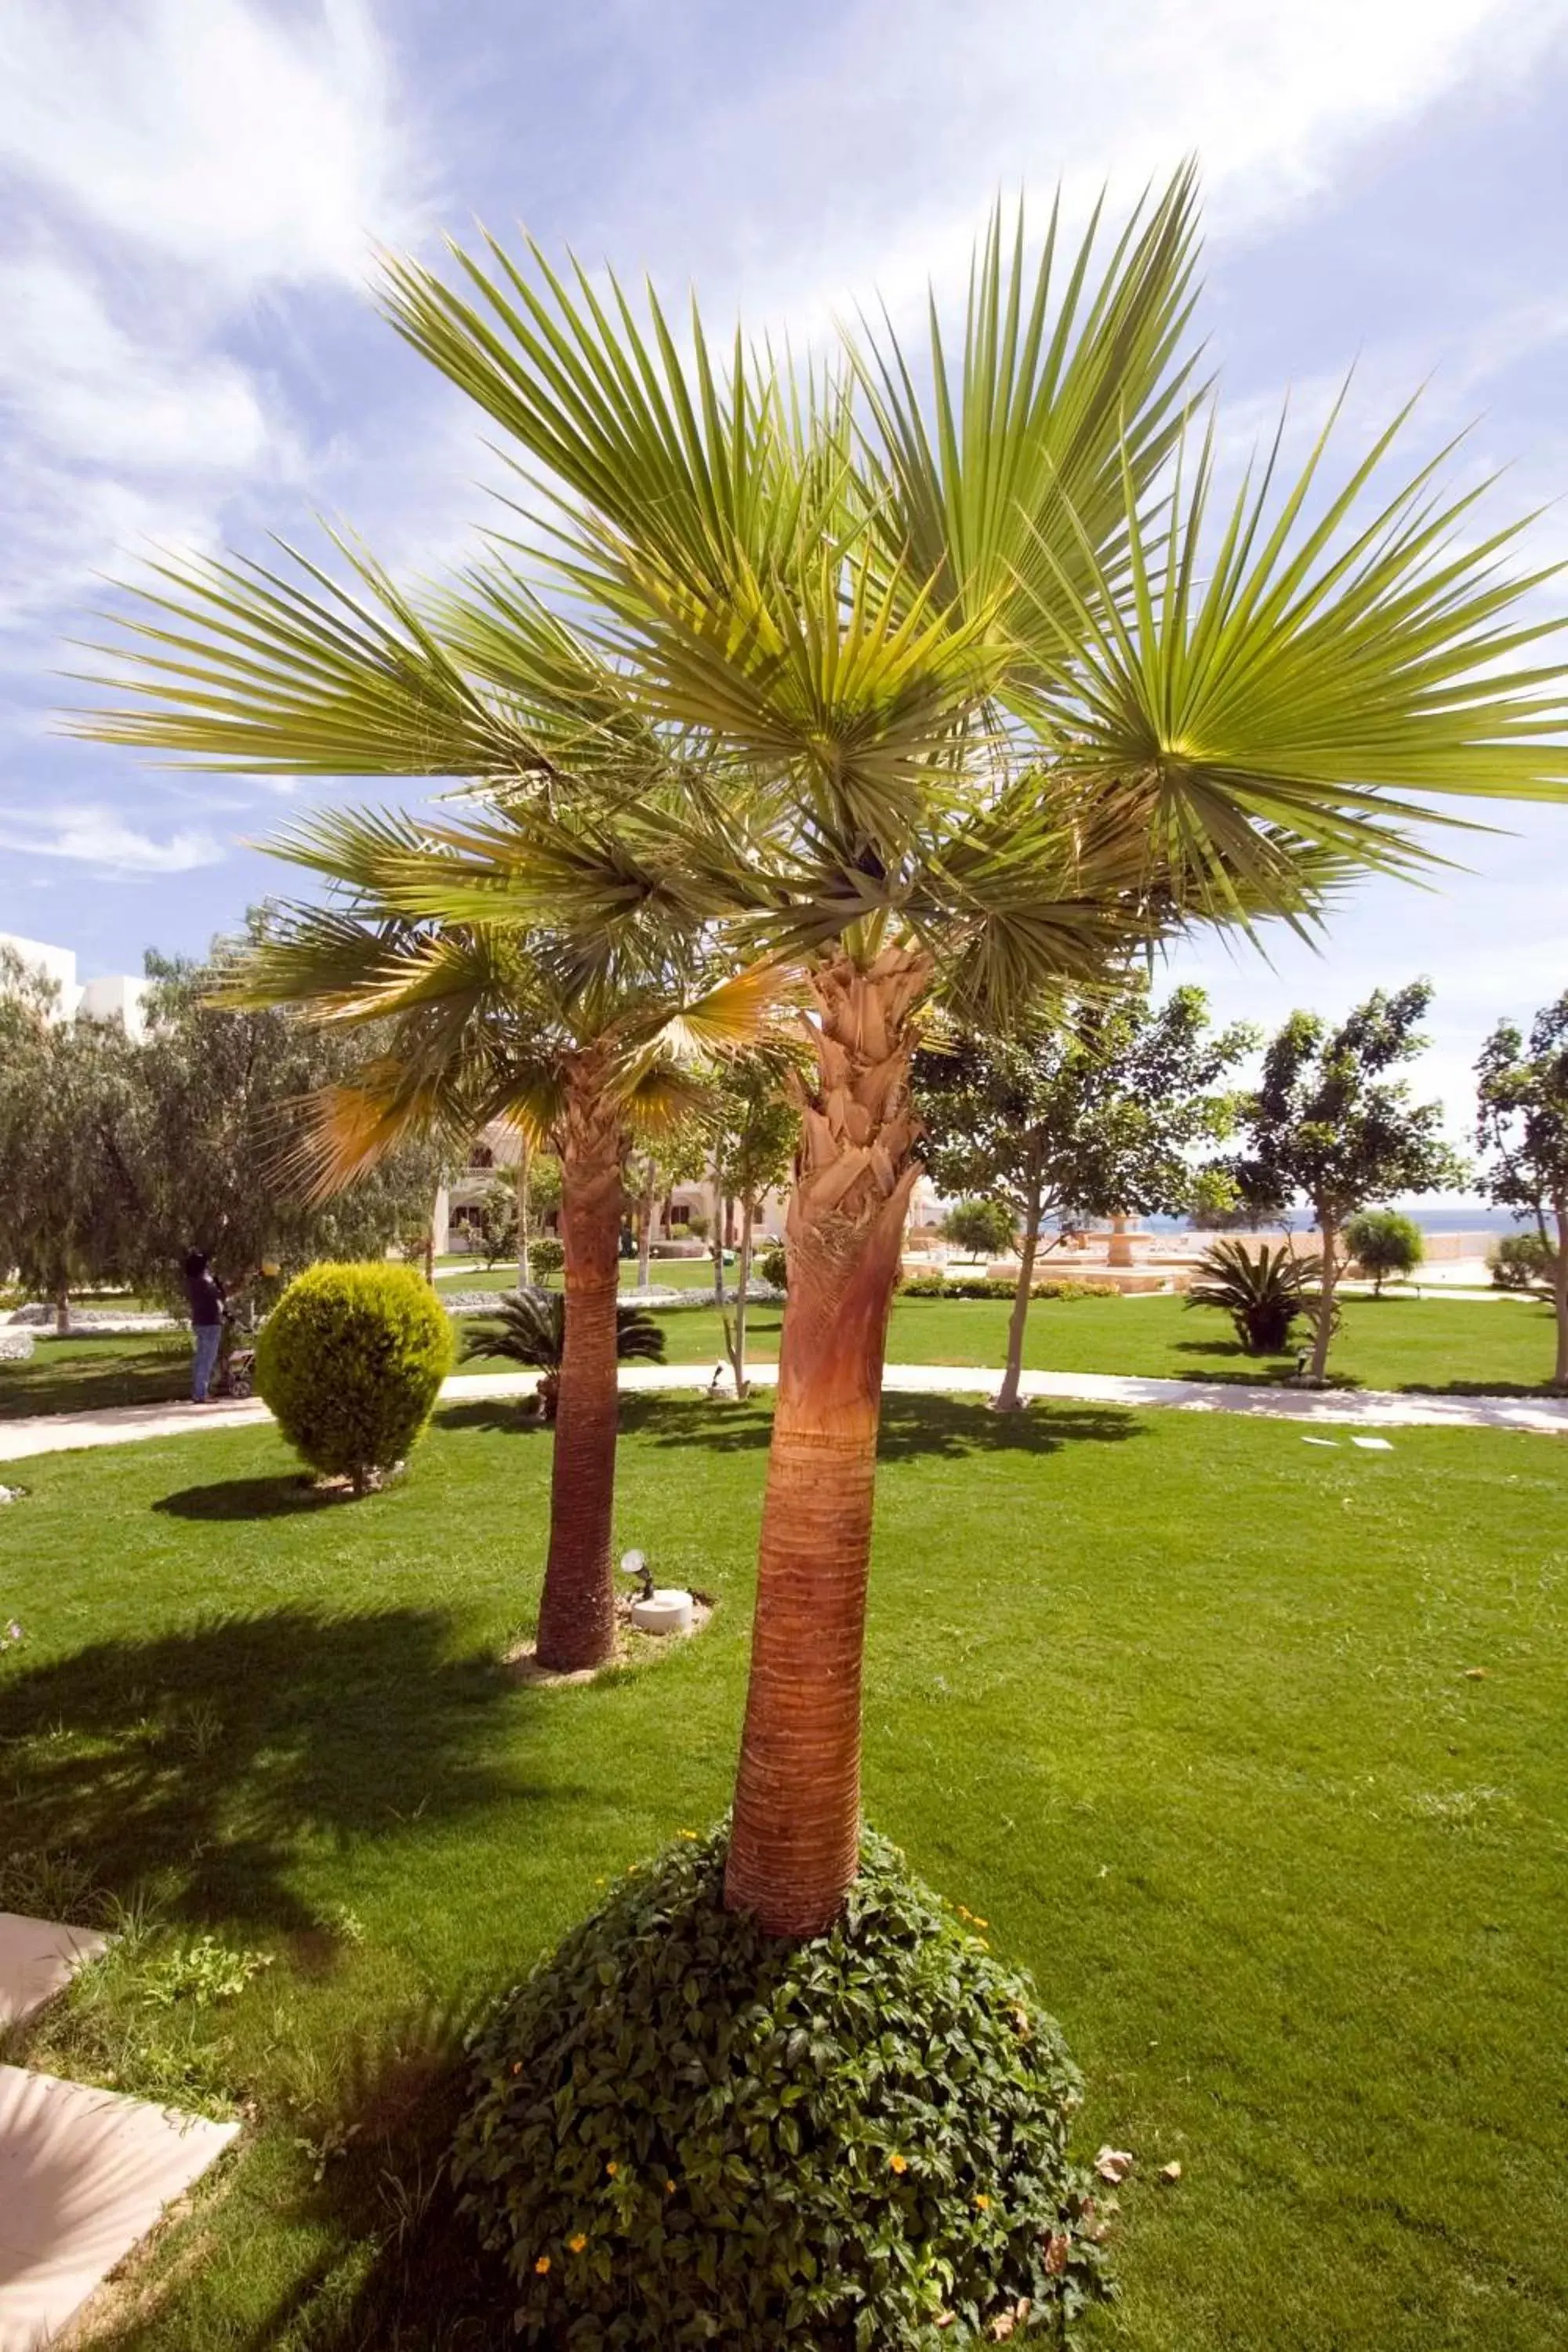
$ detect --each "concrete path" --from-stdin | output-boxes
[3,1359,1566,1465]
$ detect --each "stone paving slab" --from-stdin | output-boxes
[1,1359,1565,1466]
[0,2065,237,2350]
[0,1918,111,2031]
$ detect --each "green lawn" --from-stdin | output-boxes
[481,1287,1560,1395]
[2,1402,1565,2349]
[4,1292,1562,1425]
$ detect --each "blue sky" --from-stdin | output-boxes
[2,0,1566,1155]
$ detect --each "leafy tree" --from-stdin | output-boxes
[0,950,140,1328]
[1475,994,1568,1388]
[708,1051,802,1397]
[119,943,447,1312]
[1344,1207,1424,1296]
[81,188,1568,1940]
[919,986,1253,1406]
[1185,1165,1254,1231]
[629,1123,708,1289]
[473,1177,519,1269]
[1232,982,1465,1381]
[515,1145,561,1288]
[1490,1230,1555,1294]
[940,1198,1017,1260]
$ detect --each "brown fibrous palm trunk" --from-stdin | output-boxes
[724,946,931,1938]
[535,1051,628,1673]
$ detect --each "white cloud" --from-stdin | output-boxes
[0,254,278,475]
[593,0,1566,337]
[0,0,423,290]
[0,805,227,874]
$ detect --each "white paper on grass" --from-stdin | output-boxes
[1301,1436,1338,1447]
[1351,1436,1394,1451]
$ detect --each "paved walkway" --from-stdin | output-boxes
[3,1360,1566,1465]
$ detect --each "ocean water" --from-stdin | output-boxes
[1142,1204,1534,1238]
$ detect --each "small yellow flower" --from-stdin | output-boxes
[567,2232,587,2254]
[889,2153,909,2175]
[974,2194,991,2211]
[665,2179,677,2196]
[677,1829,699,1841]
[511,2062,524,2076]
[534,2255,551,2275]
[972,1916,989,1929]
[956,1904,973,1921]
[606,2161,619,2176]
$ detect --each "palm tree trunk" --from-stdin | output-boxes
[535,1054,627,1673]
[1552,1198,1568,1392]
[725,946,931,1937]
[1310,1212,1339,1383]
[517,1133,532,1290]
[53,1279,71,1338]
[995,1174,1043,1412]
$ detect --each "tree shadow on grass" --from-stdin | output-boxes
[875,1393,1145,1461]
[152,1475,345,1521]
[612,1389,1145,1465]
[0,1607,556,1935]
[436,1396,547,1436]
[0,1339,189,1421]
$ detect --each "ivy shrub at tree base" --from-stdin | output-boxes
[256,1262,454,1491]
[453,1828,1109,2350]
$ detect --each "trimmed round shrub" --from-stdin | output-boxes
[453,1828,1108,2349]
[256,1262,454,1490]
[757,1240,788,1291]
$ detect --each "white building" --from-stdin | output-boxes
[0,932,149,1041]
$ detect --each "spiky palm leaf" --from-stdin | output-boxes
[463,1290,666,1377]
[1187,1238,1322,1355]
[71,183,1568,1039]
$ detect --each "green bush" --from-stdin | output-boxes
[256,1262,454,1490]
[757,1241,788,1290]
[528,1235,565,1282]
[941,1198,1016,1259]
[901,1273,1119,1301]
[1344,1208,1424,1295]
[454,1828,1106,2350]
[1490,1230,1556,1291]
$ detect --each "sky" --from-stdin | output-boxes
[2,0,1566,1167]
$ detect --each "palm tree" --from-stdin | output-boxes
[225,857,776,1673]
[76,178,1568,1933]
[464,1288,666,1419]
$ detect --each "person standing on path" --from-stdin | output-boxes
[182,1250,227,1403]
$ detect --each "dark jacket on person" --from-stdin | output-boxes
[184,1268,226,1327]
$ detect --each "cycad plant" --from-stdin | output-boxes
[1186,1238,1321,1355]
[464,1290,666,1421]
[77,175,1568,1931]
